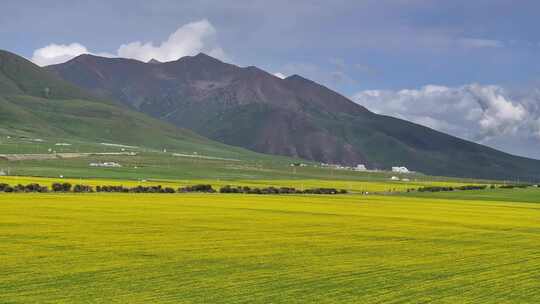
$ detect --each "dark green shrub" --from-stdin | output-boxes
[164,187,176,193]
[73,185,93,193]
[52,182,72,192]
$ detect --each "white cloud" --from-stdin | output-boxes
[273,72,286,79]
[31,19,227,66]
[32,43,90,66]
[353,84,540,158]
[467,84,526,138]
[117,19,225,62]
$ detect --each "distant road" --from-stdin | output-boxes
[0,152,137,161]
[172,153,240,162]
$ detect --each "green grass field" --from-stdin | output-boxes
[1,190,539,303]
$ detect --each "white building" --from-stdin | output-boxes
[89,162,122,168]
[392,166,410,173]
[355,164,367,171]
[390,176,400,181]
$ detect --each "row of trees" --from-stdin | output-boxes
[416,185,490,193]
[415,183,537,193]
[0,182,348,195]
[0,183,49,193]
[0,183,181,193]
[178,184,215,193]
[219,185,347,195]
[4,182,532,195]
[96,185,175,193]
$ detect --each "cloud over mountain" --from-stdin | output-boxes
[273,72,286,79]
[31,19,225,66]
[116,19,225,63]
[353,84,540,158]
[32,43,93,66]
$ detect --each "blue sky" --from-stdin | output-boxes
[2,0,540,158]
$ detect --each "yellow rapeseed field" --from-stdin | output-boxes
[1,192,538,303]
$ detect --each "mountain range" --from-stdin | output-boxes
[0,49,266,160]
[45,52,540,181]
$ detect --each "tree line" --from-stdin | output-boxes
[413,184,534,193]
[218,185,347,195]
[415,185,489,192]
[0,183,348,195]
[1,182,533,195]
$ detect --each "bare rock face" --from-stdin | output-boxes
[47,52,540,180]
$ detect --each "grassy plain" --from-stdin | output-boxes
[1,191,539,303]
[1,134,498,184]
[0,151,425,181]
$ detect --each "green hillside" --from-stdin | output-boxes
[0,50,278,160]
[0,50,98,100]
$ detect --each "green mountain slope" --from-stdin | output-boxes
[0,50,269,160]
